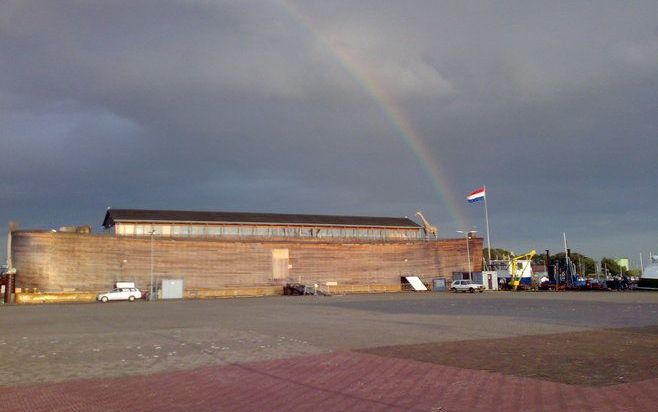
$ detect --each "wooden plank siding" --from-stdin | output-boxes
[11,231,482,293]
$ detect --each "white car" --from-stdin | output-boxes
[450,279,485,293]
[97,287,142,302]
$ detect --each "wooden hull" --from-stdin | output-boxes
[11,231,482,293]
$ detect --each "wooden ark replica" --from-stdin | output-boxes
[10,209,483,298]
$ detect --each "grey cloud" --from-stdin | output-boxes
[1,0,657,261]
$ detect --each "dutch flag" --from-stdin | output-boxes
[467,187,486,203]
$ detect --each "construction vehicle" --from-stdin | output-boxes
[510,250,536,291]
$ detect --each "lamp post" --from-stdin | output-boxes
[457,230,477,279]
[149,229,155,301]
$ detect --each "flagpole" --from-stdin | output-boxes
[483,185,492,264]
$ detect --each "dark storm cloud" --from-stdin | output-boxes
[1,0,657,260]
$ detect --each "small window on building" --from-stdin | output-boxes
[173,225,188,236]
[190,225,204,236]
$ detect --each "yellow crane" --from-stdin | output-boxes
[510,250,537,291]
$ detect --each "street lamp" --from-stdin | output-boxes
[149,229,155,301]
[456,230,477,279]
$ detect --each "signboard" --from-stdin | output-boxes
[405,276,428,291]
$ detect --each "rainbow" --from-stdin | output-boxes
[277,1,468,229]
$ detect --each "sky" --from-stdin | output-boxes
[1,0,657,264]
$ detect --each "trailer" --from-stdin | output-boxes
[637,256,658,290]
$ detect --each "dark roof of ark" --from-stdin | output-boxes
[102,209,422,229]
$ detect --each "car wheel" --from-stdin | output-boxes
[101,296,108,303]
[128,295,135,302]
[469,288,474,293]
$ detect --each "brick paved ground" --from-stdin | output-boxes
[1,292,657,410]
[1,351,656,412]
[360,326,658,385]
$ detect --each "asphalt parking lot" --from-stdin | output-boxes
[1,291,657,411]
